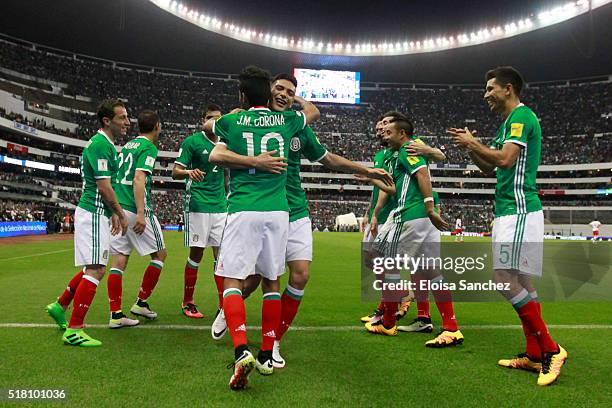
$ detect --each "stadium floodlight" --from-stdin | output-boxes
[148,0,612,56]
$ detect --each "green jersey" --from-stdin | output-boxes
[287,126,328,222]
[78,130,118,217]
[213,107,307,213]
[115,136,158,214]
[175,132,227,213]
[490,104,542,217]
[368,148,394,224]
[388,139,432,223]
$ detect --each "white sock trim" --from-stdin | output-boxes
[286,284,304,297]
[223,288,242,297]
[187,258,199,268]
[83,274,100,286]
[109,268,124,275]
[510,289,529,305]
[263,292,281,299]
[529,290,538,300]
[150,260,164,269]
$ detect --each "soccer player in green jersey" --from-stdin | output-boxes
[107,110,167,327]
[448,66,567,386]
[232,73,392,369]
[46,99,129,347]
[364,116,463,347]
[360,112,446,325]
[207,66,320,390]
[172,103,227,320]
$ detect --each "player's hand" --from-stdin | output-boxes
[360,215,368,231]
[188,168,205,182]
[118,212,129,236]
[370,216,379,238]
[405,141,431,156]
[428,211,449,231]
[447,127,477,149]
[365,168,393,186]
[133,213,146,235]
[353,173,372,183]
[111,214,121,236]
[229,107,245,114]
[253,150,288,174]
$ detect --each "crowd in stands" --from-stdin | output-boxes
[1,39,611,165]
[0,200,46,221]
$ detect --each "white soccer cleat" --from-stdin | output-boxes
[272,340,285,369]
[130,301,157,320]
[109,312,140,329]
[211,308,227,340]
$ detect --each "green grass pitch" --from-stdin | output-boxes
[0,232,611,407]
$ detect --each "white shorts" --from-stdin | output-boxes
[374,217,441,260]
[184,211,227,248]
[492,210,543,276]
[74,206,111,267]
[362,223,374,243]
[286,217,312,262]
[110,210,165,257]
[216,211,289,280]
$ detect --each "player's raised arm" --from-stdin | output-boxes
[209,143,288,174]
[293,95,320,124]
[404,140,446,163]
[448,127,520,171]
[354,173,396,195]
[320,152,393,186]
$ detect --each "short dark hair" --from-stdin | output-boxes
[272,73,298,88]
[203,103,222,117]
[137,110,160,133]
[239,65,272,107]
[388,116,415,137]
[378,110,407,122]
[97,99,125,127]
[485,66,524,96]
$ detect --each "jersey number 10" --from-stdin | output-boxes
[242,132,284,174]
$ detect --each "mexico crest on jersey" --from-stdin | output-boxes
[290,136,301,152]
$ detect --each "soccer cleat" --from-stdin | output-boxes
[228,349,256,390]
[211,308,227,340]
[255,350,274,376]
[360,308,383,323]
[395,298,413,321]
[46,301,67,330]
[109,311,140,329]
[62,328,102,347]
[130,300,157,320]
[425,330,464,348]
[182,303,204,319]
[398,317,434,333]
[537,346,568,386]
[272,340,285,369]
[364,321,398,336]
[498,353,542,372]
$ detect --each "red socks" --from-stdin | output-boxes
[107,268,123,312]
[516,299,557,354]
[214,274,224,309]
[262,292,282,351]
[223,289,248,348]
[412,272,431,319]
[277,285,304,341]
[58,269,84,308]
[183,258,198,304]
[139,260,163,301]
[68,275,99,328]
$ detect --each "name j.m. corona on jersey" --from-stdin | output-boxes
[237,114,286,127]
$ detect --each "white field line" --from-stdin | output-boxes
[1,323,611,330]
[0,249,71,261]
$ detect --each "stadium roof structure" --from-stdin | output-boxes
[1,0,612,83]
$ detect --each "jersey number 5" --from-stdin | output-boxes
[242,132,284,174]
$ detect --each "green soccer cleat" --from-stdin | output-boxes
[62,329,102,347]
[46,301,67,330]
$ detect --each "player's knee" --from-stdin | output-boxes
[153,249,167,262]
[290,267,310,289]
[189,247,204,263]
